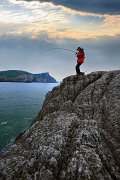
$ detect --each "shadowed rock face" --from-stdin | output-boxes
[0,70,120,180]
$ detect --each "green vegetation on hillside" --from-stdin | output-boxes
[0,70,57,83]
[0,70,29,79]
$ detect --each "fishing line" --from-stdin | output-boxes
[45,48,76,54]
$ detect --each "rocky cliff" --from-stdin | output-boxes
[0,70,120,180]
[0,70,57,83]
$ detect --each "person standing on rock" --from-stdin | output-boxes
[76,47,85,75]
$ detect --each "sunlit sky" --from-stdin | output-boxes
[0,0,120,80]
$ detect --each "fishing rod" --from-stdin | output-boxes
[46,48,76,54]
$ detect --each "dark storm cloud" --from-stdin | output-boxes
[25,0,120,15]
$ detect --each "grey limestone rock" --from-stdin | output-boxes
[0,70,120,180]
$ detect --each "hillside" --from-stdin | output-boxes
[0,70,57,83]
[0,70,120,179]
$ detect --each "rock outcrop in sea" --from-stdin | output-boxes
[0,70,120,180]
[0,70,57,83]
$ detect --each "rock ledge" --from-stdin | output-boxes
[0,70,120,180]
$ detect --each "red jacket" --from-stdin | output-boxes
[77,50,85,63]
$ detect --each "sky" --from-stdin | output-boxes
[0,0,120,81]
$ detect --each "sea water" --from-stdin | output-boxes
[0,82,58,154]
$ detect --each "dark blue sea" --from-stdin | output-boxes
[0,82,58,154]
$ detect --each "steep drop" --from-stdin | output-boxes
[0,70,120,180]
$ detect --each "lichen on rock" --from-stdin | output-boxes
[0,70,120,180]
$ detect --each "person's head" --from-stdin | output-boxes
[77,47,83,51]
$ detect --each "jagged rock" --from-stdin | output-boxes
[0,70,120,180]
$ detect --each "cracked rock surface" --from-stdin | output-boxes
[0,70,120,180]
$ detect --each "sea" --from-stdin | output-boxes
[0,82,59,154]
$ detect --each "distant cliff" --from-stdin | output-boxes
[0,70,57,83]
[0,70,120,179]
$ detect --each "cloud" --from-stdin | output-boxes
[0,1,120,81]
[0,0,119,40]
[24,0,120,15]
[0,34,120,80]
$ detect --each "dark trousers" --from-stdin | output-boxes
[76,62,83,75]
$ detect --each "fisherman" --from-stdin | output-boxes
[76,47,85,75]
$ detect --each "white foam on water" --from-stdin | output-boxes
[1,122,8,125]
